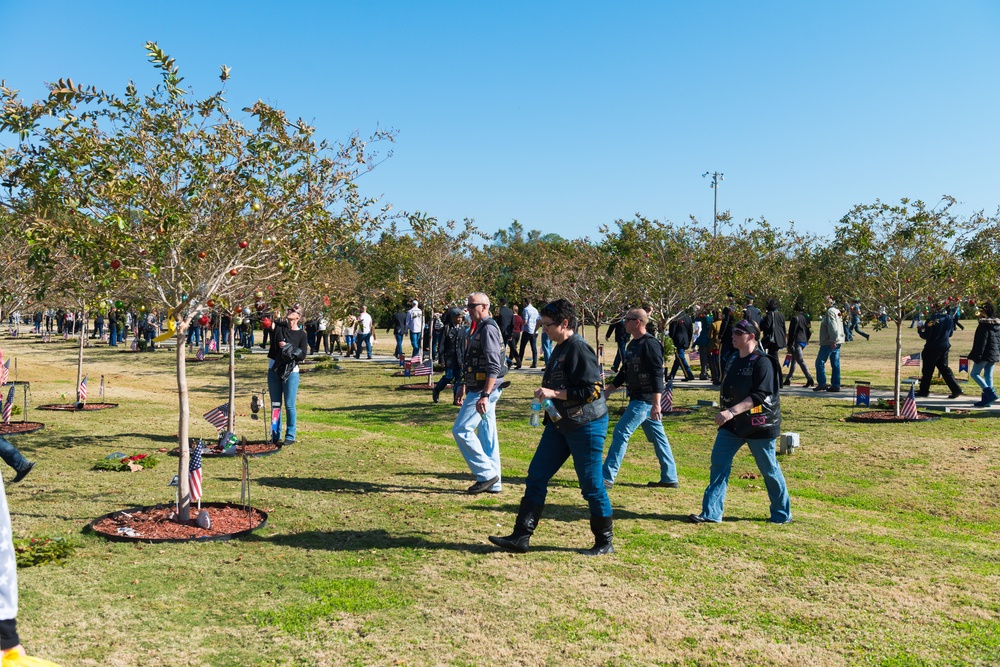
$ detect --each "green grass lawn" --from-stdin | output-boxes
[4,325,998,666]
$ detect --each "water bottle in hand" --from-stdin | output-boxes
[541,398,562,422]
[530,398,542,427]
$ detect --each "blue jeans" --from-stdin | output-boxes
[699,428,791,523]
[108,327,118,346]
[603,400,677,485]
[815,344,841,387]
[670,347,694,379]
[541,332,553,364]
[267,367,301,442]
[525,416,612,517]
[971,361,995,391]
[393,334,404,357]
[0,436,31,474]
[452,386,504,491]
[410,332,421,357]
[355,333,372,358]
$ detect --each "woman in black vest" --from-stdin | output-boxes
[490,299,614,556]
[265,304,308,445]
[689,318,791,524]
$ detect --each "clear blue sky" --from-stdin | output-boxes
[3,1,998,240]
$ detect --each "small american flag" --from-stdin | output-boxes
[0,359,9,386]
[189,441,204,501]
[660,380,674,413]
[196,347,206,361]
[902,352,921,367]
[689,350,700,363]
[901,384,918,420]
[1,385,14,424]
[412,360,433,376]
[78,375,87,403]
[203,402,230,432]
[131,338,138,351]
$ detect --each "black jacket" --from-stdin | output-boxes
[390,311,407,336]
[969,318,1000,364]
[787,313,811,347]
[668,315,693,349]
[743,304,763,327]
[609,333,664,403]
[762,310,786,349]
[605,318,630,344]
[542,333,607,431]
[918,312,955,350]
[496,306,514,339]
[720,350,781,439]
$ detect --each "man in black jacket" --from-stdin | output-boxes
[668,310,695,381]
[605,307,631,373]
[783,303,814,387]
[743,295,763,327]
[496,298,514,364]
[389,305,407,359]
[916,305,962,398]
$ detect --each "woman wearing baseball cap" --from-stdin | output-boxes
[689,318,791,524]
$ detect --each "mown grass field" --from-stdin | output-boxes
[4,323,998,666]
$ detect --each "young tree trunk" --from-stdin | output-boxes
[227,318,236,433]
[176,325,192,522]
[893,318,903,418]
[76,316,86,404]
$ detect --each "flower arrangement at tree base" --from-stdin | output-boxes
[93,452,160,472]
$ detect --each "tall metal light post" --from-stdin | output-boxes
[702,171,724,237]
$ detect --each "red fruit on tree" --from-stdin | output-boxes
[238,241,249,249]
[207,299,215,308]
[948,278,955,284]
[261,317,272,329]
[229,269,238,276]
[198,252,207,259]
[110,259,121,270]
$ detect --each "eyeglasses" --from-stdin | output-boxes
[540,321,558,329]
[732,330,749,337]
[624,316,640,322]
[466,303,486,309]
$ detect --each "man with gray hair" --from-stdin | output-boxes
[452,292,506,494]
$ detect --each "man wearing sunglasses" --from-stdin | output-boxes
[452,293,506,494]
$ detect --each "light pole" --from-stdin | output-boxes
[702,171,724,237]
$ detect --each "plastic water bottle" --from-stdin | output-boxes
[541,398,562,422]
[530,399,542,427]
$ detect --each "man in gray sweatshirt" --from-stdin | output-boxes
[814,296,846,392]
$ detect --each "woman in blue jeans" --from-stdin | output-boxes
[265,304,307,445]
[689,318,791,524]
[969,301,1000,407]
[489,299,614,556]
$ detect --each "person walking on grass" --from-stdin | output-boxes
[264,304,308,446]
[783,302,814,388]
[601,308,678,489]
[490,299,613,555]
[689,318,791,525]
[968,301,1000,407]
[814,296,845,392]
[916,304,962,399]
[452,293,506,494]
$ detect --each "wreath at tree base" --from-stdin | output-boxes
[0,422,45,436]
[36,403,118,411]
[88,503,268,543]
[846,411,941,423]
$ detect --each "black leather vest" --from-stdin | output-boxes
[624,334,660,401]
[542,335,608,432]
[465,318,505,391]
[721,351,781,438]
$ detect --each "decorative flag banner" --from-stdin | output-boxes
[660,380,674,413]
[196,347,206,361]
[959,356,969,373]
[203,402,230,432]
[209,339,217,352]
[783,354,792,368]
[689,350,700,363]
[189,441,204,502]
[271,404,282,442]
[902,352,922,367]
[2,385,14,424]
[412,360,433,376]
[900,384,918,420]
[855,381,871,407]
[131,338,138,351]
[78,375,88,403]
[0,359,9,386]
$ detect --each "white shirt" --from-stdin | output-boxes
[522,304,540,334]
[406,306,423,334]
[357,312,373,334]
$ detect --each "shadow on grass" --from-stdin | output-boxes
[244,528,580,554]
[254,475,470,495]
[310,403,447,426]
[468,502,763,524]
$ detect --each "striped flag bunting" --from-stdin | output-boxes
[0,359,9,386]
[189,441,204,501]
[660,380,674,413]
[900,384,918,420]
[902,352,921,367]
[203,402,230,432]
[1,385,14,424]
[78,375,87,403]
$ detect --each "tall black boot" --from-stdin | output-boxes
[582,515,614,556]
[489,498,542,553]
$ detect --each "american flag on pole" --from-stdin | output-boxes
[900,384,918,420]
[130,338,138,351]
[196,347,206,361]
[689,350,700,363]
[189,442,204,501]
[412,360,433,376]
[78,375,87,403]
[0,359,9,386]
[1,385,14,424]
[660,380,674,413]
[203,402,230,432]
[902,352,922,367]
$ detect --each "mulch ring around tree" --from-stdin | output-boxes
[397,383,435,391]
[168,439,282,458]
[846,411,941,423]
[36,403,118,411]
[88,503,268,543]
[0,422,45,436]
[185,354,225,363]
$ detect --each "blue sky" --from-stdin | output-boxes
[2,1,998,240]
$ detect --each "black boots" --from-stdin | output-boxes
[489,498,543,553]
[581,515,614,556]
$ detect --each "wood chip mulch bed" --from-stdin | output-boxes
[847,411,941,423]
[89,503,268,542]
[0,422,45,436]
[185,355,225,363]
[168,440,282,458]
[36,402,118,411]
